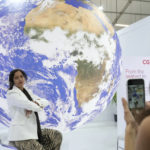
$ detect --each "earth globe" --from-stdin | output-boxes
[0,0,121,135]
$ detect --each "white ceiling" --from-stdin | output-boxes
[91,0,150,30]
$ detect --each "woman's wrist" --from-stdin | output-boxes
[33,100,40,106]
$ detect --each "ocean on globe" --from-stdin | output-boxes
[0,0,121,132]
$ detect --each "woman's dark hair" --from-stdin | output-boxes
[9,69,27,90]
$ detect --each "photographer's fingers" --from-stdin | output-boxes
[133,101,150,123]
[145,101,150,110]
[122,98,135,125]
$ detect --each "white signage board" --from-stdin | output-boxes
[117,56,150,139]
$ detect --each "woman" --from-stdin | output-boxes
[7,69,62,150]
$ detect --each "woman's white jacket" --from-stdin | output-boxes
[6,86,49,141]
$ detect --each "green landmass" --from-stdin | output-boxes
[84,34,91,47]
[70,50,83,56]
[76,59,100,80]
[24,27,48,42]
[93,39,103,48]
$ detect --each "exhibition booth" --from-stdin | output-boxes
[117,16,150,149]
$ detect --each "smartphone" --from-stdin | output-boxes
[127,79,145,110]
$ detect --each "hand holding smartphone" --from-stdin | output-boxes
[127,79,145,110]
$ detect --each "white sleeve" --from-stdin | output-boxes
[7,91,43,112]
[35,98,49,108]
[28,90,49,108]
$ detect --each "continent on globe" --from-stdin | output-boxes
[24,0,118,106]
[24,1,114,36]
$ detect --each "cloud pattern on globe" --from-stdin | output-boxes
[0,0,121,132]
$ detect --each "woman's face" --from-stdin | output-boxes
[13,71,25,90]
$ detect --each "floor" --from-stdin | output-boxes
[61,121,117,150]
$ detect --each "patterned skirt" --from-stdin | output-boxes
[13,129,62,150]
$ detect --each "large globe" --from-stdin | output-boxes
[0,0,121,132]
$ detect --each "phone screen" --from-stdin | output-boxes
[128,79,145,109]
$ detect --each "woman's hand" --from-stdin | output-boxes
[32,100,43,109]
[32,100,40,106]
[25,110,32,117]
